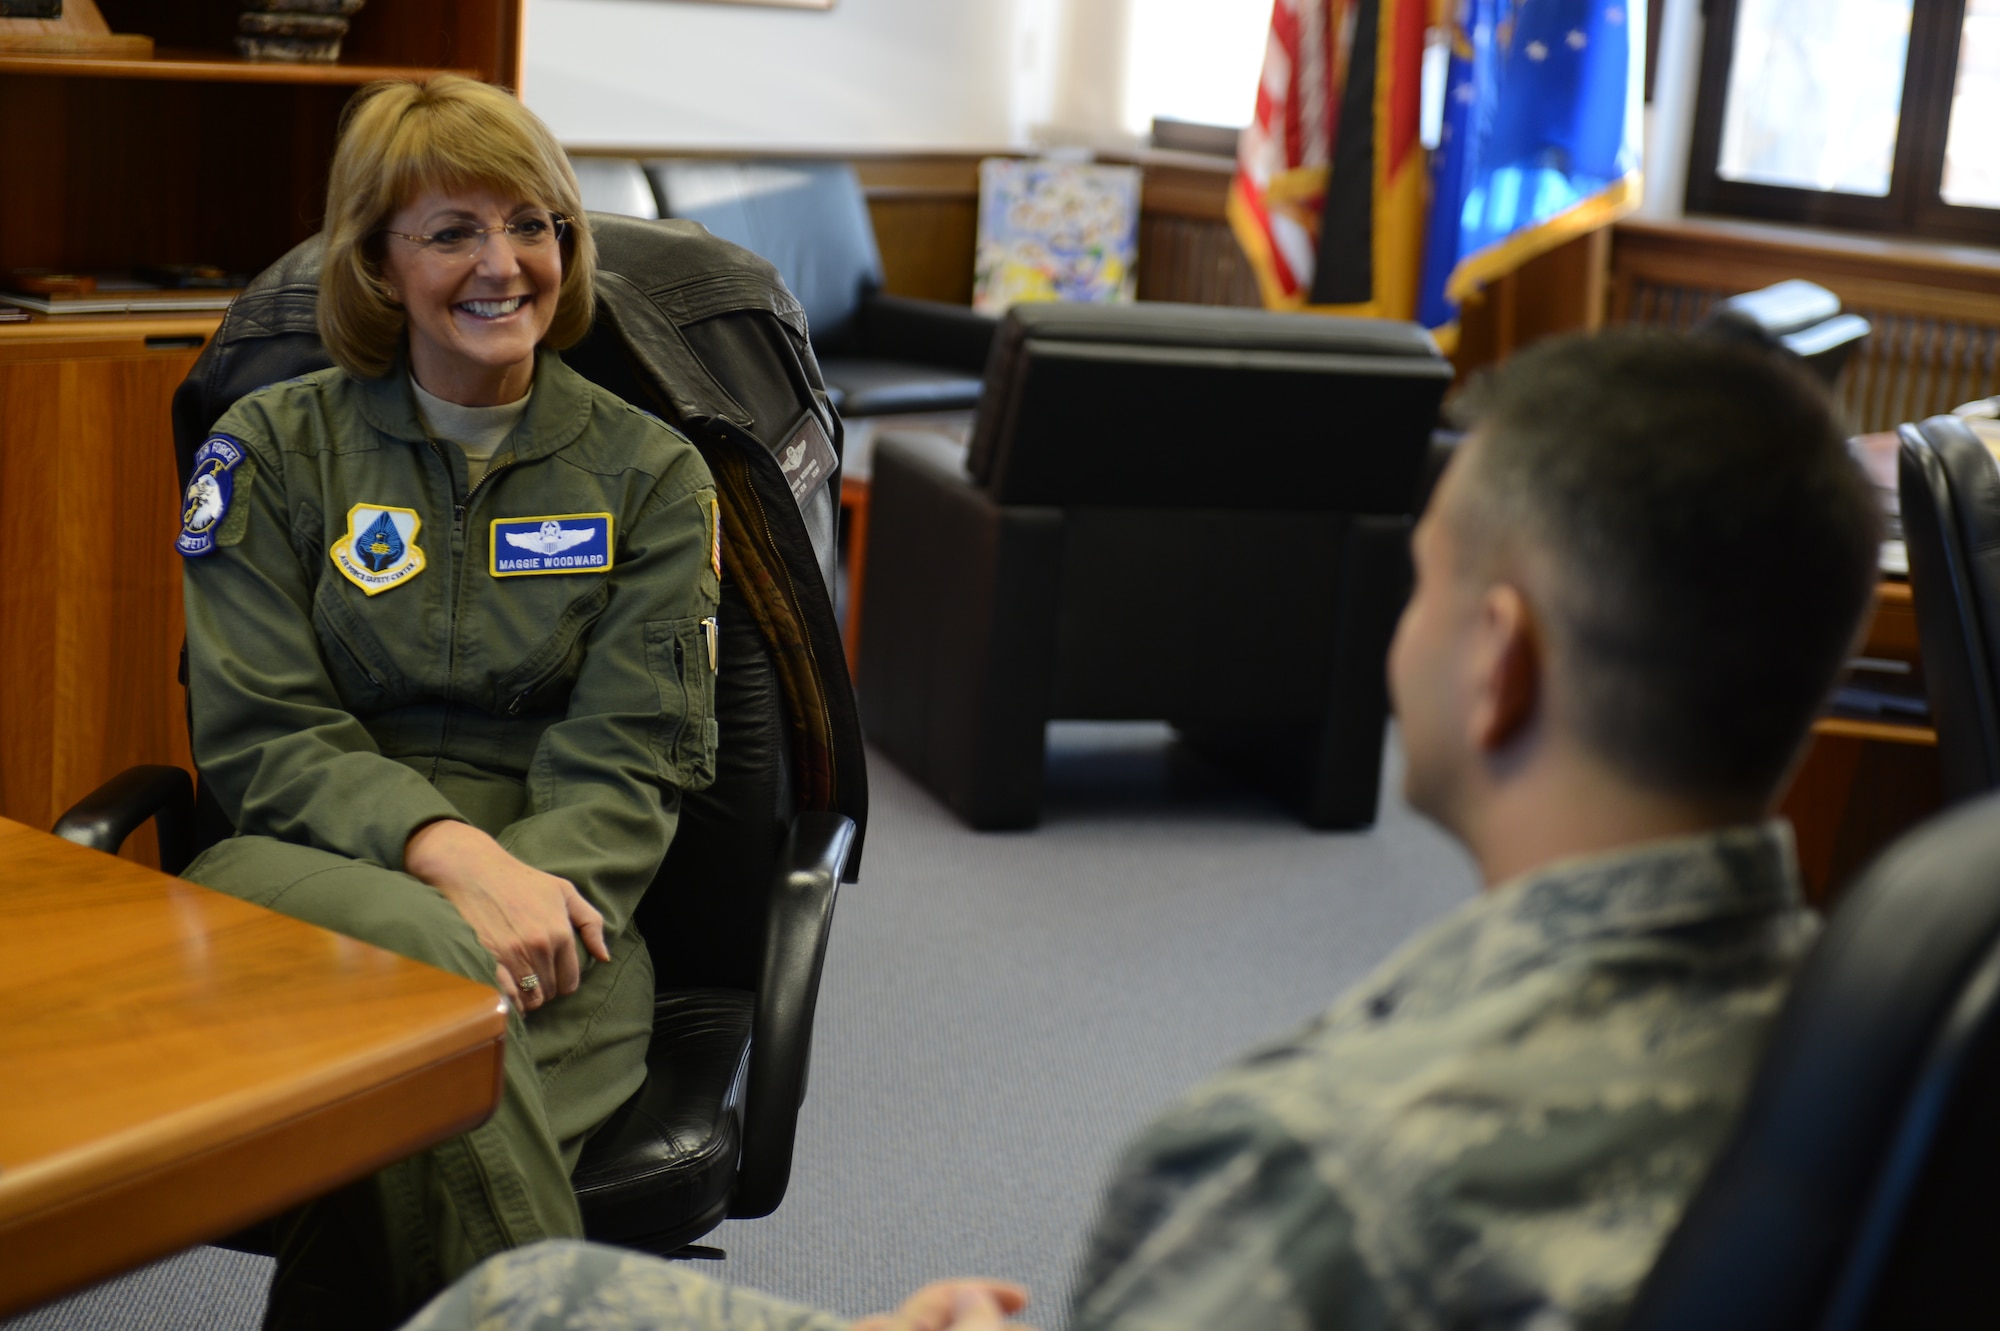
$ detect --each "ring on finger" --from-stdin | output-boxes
[518,973,541,993]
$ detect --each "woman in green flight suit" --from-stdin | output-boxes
[176,75,720,1330]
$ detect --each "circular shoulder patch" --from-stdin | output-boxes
[177,434,247,558]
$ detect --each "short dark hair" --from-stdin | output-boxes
[1450,329,1882,803]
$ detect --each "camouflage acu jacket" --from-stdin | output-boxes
[1072,820,1816,1331]
[401,823,1815,1331]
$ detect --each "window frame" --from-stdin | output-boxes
[1685,0,2000,245]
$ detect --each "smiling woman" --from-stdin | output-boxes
[172,74,723,1329]
[379,190,566,405]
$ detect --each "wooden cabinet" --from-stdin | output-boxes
[0,2,521,856]
[0,324,207,858]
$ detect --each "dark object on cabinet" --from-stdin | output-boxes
[858,301,1451,830]
[1624,791,2000,1330]
[1697,279,1871,387]
[646,158,996,417]
[54,213,867,1255]
[1898,415,2000,803]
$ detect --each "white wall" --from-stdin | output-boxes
[1639,0,1705,219]
[523,0,1029,149]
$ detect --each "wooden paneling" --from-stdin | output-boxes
[1611,215,2000,432]
[1782,729,1943,908]
[0,817,507,1317]
[841,149,1260,308]
[869,196,981,306]
[0,333,205,856]
[1450,229,1609,380]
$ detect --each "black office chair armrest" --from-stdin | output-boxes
[856,292,999,375]
[53,765,196,874]
[730,810,856,1218]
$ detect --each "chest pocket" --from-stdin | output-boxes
[493,581,612,717]
[645,617,719,790]
[311,576,406,713]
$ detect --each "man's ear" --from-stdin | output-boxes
[1469,583,1540,754]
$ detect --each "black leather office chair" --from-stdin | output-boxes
[54,213,869,1256]
[1623,791,2000,1329]
[857,301,1452,831]
[645,159,995,418]
[1897,415,2000,804]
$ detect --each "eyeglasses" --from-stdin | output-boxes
[381,210,570,261]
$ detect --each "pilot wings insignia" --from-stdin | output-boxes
[490,513,615,577]
[505,520,594,556]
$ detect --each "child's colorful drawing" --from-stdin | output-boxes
[974,159,1141,315]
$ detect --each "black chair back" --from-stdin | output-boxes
[965,301,1448,511]
[1898,416,2000,801]
[646,159,881,351]
[1624,792,2000,1330]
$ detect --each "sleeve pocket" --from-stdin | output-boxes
[644,617,718,791]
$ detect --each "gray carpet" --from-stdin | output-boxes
[9,724,1474,1330]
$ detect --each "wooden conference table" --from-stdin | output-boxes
[0,817,509,1317]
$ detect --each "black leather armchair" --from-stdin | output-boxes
[1898,415,2000,803]
[858,302,1452,831]
[1623,791,2000,1329]
[55,213,870,1256]
[645,159,995,418]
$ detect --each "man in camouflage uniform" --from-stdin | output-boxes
[397,330,1883,1331]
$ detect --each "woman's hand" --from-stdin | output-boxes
[404,819,609,1012]
[852,1281,1034,1331]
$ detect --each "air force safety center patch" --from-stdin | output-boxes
[330,503,426,595]
[177,434,246,557]
[491,514,614,577]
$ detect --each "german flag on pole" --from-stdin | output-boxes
[1228,0,1428,320]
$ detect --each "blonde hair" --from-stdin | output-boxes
[318,75,597,378]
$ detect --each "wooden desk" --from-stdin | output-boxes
[1783,580,1944,906]
[0,818,508,1317]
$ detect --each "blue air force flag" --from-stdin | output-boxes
[330,503,426,595]
[490,514,614,577]
[1419,0,1644,330]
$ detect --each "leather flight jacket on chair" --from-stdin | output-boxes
[65,212,868,1254]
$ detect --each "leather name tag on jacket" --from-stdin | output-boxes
[491,513,615,577]
[777,412,838,510]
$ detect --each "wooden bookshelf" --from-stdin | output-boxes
[0,1,522,858]
[0,51,477,84]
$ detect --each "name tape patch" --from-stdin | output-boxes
[491,513,614,577]
[331,503,426,595]
[177,434,245,558]
[777,412,839,511]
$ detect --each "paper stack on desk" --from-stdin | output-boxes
[0,270,243,316]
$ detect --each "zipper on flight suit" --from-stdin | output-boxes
[425,438,517,780]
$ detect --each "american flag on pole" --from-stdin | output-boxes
[1228,0,1428,320]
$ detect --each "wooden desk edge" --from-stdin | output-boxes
[0,1030,506,1318]
[0,996,508,1223]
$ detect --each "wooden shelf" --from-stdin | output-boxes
[0,50,473,84]
[1812,715,1937,746]
[0,311,221,364]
